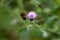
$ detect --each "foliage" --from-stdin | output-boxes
[0,0,60,40]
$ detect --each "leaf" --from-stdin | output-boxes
[45,16,56,29]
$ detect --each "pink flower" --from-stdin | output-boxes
[27,11,36,21]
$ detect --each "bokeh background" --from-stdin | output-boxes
[0,0,60,40]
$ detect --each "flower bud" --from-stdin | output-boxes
[20,12,27,20]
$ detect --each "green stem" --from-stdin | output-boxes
[17,0,25,12]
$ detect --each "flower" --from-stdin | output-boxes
[27,11,36,21]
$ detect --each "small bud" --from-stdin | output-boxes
[20,12,27,20]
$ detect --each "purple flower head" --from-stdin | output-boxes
[27,11,36,20]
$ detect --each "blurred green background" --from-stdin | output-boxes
[0,0,60,40]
